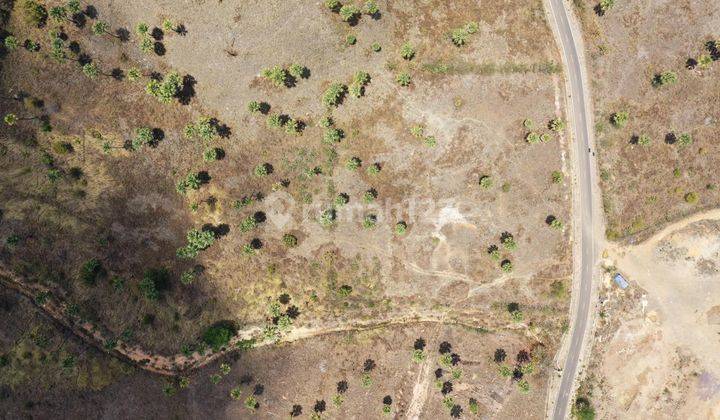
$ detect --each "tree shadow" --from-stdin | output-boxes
[707,40,719,61]
[250,238,263,249]
[84,5,98,19]
[151,27,164,41]
[115,28,130,42]
[70,13,86,28]
[213,147,225,160]
[686,58,697,70]
[111,68,124,80]
[629,134,639,145]
[202,223,230,238]
[665,132,677,145]
[68,41,81,54]
[176,24,188,36]
[545,215,557,225]
[150,128,165,147]
[197,171,211,184]
[178,75,196,105]
[153,42,166,56]
[253,211,266,223]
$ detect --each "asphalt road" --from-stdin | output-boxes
[546,0,598,419]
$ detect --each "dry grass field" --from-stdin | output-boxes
[0,0,572,416]
[573,0,720,240]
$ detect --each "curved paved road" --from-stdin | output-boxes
[545,0,600,418]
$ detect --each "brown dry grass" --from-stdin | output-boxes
[1,0,570,381]
[573,0,720,240]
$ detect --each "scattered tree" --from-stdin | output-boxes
[132,127,154,150]
[145,72,182,103]
[176,228,216,258]
[323,82,347,107]
[339,4,360,22]
[184,116,218,141]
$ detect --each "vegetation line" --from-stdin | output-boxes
[0,266,512,377]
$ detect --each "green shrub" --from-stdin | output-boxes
[550,218,564,229]
[52,141,73,154]
[371,42,381,52]
[396,72,411,86]
[254,163,270,177]
[637,134,651,146]
[244,396,258,410]
[267,114,283,128]
[319,208,337,227]
[282,233,298,248]
[487,245,500,260]
[325,0,341,10]
[652,71,678,87]
[334,193,349,207]
[79,258,104,285]
[677,133,692,147]
[184,116,218,141]
[127,68,142,82]
[395,221,407,235]
[479,175,492,189]
[145,72,182,103]
[176,172,201,194]
[526,132,541,144]
[202,323,236,352]
[285,118,300,135]
[247,100,261,113]
[138,268,169,300]
[338,284,353,297]
[132,127,153,151]
[339,4,360,21]
[362,214,377,228]
[323,82,347,107]
[362,189,377,203]
[599,0,615,14]
[366,163,381,175]
[203,148,220,162]
[450,28,469,46]
[180,269,195,285]
[22,0,47,26]
[261,65,288,88]
[288,63,306,79]
[501,232,517,250]
[346,34,357,46]
[684,191,699,204]
[698,54,713,69]
[324,127,344,144]
[346,157,362,170]
[400,42,415,60]
[139,37,153,53]
[572,397,596,420]
[4,36,19,51]
[364,0,379,14]
[551,171,564,184]
[549,118,566,131]
[610,111,629,128]
[176,228,216,258]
